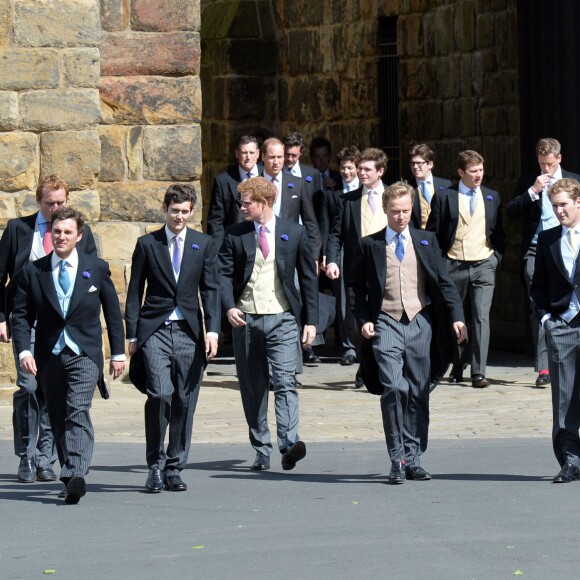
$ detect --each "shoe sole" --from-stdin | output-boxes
[282,441,306,471]
[406,473,432,481]
[37,473,57,482]
[17,476,36,483]
[64,476,86,504]
[388,477,406,485]
[250,464,270,471]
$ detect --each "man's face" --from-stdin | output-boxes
[409,156,433,180]
[458,163,484,189]
[38,188,67,221]
[263,143,284,177]
[311,147,330,172]
[538,153,562,176]
[284,145,302,169]
[384,195,413,233]
[339,160,358,184]
[163,200,193,235]
[235,143,260,172]
[551,190,580,229]
[51,218,82,259]
[358,160,384,190]
[240,192,266,222]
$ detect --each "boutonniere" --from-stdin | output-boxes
[486,195,493,201]
[281,234,288,241]
[287,182,294,189]
[420,240,429,246]
[305,176,312,182]
[82,271,91,279]
[192,244,199,250]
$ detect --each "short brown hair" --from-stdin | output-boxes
[536,138,561,157]
[408,143,434,163]
[36,175,69,203]
[457,150,484,171]
[238,176,277,208]
[360,148,388,172]
[261,137,284,157]
[549,178,580,202]
[336,146,361,166]
[50,206,85,234]
[382,181,415,207]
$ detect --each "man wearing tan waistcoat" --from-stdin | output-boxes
[348,182,466,484]
[427,150,505,388]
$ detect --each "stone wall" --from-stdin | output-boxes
[0,0,202,383]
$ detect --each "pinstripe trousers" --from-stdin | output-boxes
[372,310,431,465]
[41,346,99,482]
[142,320,205,474]
[544,315,580,467]
[233,311,300,455]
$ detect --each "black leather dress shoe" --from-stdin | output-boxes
[64,475,86,504]
[388,461,406,484]
[281,441,307,471]
[340,354,356,366]
[145,468,164,493]
[17,458,36,483]
[36,466,57,482]
[303,347,320,365]
[472,374,490,388]
[405,465,432,480]
[535,373,551,387]
[429,375,442,393]
[354,368,364,389]
[553,462,580,483]
[164,474,187,491]
[251,452,270,471]
[57,486,67,499]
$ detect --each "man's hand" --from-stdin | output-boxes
[205,336,218,360]
[227,308,246,328]
[453,321,468,344]
[533,173,552,194]
[326,263,340,280]
[0,321,10,343]
[128,342,138,356]
[301,324,316,347]
[109,360,125,380]
[20,355,37,376]
[361,322,375,339]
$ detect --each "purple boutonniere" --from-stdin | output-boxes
[82,271,90,279]
[305,176,312,182]
[420,240,429,246]
[486,195,493,201]
[281,234,288,241]
[192,244,199,250]
[288,182,294,189]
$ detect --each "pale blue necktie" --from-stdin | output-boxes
[58,260,70,294]
[468,189,477,215]
[420,181,431,203]
[395,234,405,262]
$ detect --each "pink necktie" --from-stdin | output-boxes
[367,190,376,214]
[43,226,53,254]
[258,226,269,259]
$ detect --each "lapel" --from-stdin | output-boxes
[274,217,288,278]
[279,172,296,216]
[447,188,460,228]
[240,222,257,280]
[21,213,41,261]
[369,230,387,289]
[177,228,198,287]
[151,228,176,288]
[350,187,364,239]
[482,187,494,231]
[409,229,432,274]
[66,254,95,318]
[227,164,242,201]
[548,226,571,281]
[36,256,62,318]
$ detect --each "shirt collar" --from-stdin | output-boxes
[263,171,281,184]
[164,225,187,244]
[363,181,385,196]
[458,180,479,195]
[51,248,78,269]
[36,211,50,226]
[418,173,434,186]
[239,165,258,180]
[385,226,410,244]
[254,216,276,235]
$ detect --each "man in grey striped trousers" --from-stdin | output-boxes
[219,177,319,471]
[11,207,126,504]
[349,182,466,484]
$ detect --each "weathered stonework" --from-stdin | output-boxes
[0,132,38,192]
[0,49,60,90]
[40,130,101,190]
[98,125,128,182]
[0,195,16,227]
[95,222,141,261]
[100,0,129,32]
[68,190,101,223]
[0,92,19,131]
[98,181,168,222]
[0,0,10,48]
[131,0,200,32]
[62,48,101,88]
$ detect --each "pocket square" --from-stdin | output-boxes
[88,285,98,292]
[291,195,298,198]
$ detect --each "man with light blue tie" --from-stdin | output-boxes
[11,207,125,504]
[508,138,580,387]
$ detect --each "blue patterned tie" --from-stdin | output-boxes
[469,189,477,215]
[420,181,431,203]
[172,235,182,276]
[58,260,70,294]
[395,234,405,262]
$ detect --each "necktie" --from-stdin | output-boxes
[420,181,431,204]
[43,225,53,255]
[258,226,269,259]
[58,260,70,294]
[395,233,405,262]
[172,235,182,276]
[569,229,578,255]
[468,189,477,215]
[245,172,252,181]
[367,190,377,214]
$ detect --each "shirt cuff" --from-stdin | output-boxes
[528,187,540,201]
[206,332,219,339]
[19,350,32,362]
[127,338,138,343]
[540,313,552,327]
[111,354,127,362]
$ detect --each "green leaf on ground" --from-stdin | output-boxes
[513,571,524,576]
[192,545,205,550]
[352,501,361,505]
[43,571,57,575]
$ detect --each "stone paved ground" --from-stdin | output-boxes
[0,348,552,446]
